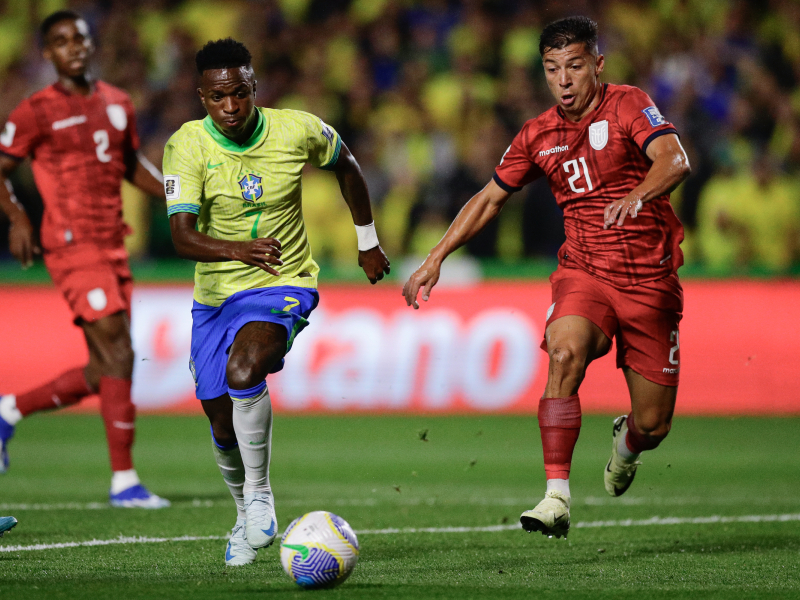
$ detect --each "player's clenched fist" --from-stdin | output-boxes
[234,237,283,276]
[402,256,441,309]
[358,246,390,284]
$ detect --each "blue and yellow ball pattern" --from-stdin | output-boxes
[280,511,360,589]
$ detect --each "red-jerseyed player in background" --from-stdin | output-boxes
[0,11,169,508]
[403,16,691,538]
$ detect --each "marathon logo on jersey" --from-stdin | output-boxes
[164,175,180,200]
[589,120,608,150]
[239,173,263,202]
[643,106,666,127]
[538,144,569,157]
[320,120,334,145]
[52,115,87,131]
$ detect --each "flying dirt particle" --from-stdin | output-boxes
[598,548,605,553]
[418,429,429,442]
[393,485,401,493]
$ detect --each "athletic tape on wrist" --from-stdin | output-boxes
[355,222,379,251]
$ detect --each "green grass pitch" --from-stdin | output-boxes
[1,414,798,599]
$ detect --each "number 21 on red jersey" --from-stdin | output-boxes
[563,157,593,193]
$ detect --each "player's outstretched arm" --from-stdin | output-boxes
[125,152,166,199]
[169,212,283,276]
[603,133,691,229]
[0,155,39,269]
[330,142,390,284]
[402,179,512,309]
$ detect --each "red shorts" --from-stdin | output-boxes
[44,244,133,324]
[542,266,683,386]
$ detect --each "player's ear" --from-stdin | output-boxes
[197,87,206,109]
[252,79,257,99]
[595,53,605,76]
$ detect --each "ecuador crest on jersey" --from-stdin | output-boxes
[239,173,263,202]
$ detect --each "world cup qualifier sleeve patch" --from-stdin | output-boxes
[164,175,180,200]
[642,106,666,127]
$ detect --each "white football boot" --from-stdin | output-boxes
[225,517,257,566]
[520,490,571,538]
[604,415,642,497]
[243,492,277,549]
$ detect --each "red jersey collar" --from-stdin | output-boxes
[53,80,98,98]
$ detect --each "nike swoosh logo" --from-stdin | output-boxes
[249,438,267,445]
[270,308,285,314]
[262,520,276,537]
[207,160,224,169]
[282,543,309,561]
[225,542,234,561]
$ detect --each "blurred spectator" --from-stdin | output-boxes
[1,0,799,272]
[698,152,800,271]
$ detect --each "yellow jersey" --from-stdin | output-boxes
[163,107,341,306]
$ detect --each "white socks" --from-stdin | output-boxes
[618,432,641,463]
[211,435,246,519]
[546,478,571,498]
[229,381,273,496]
[110,469,140,495]
[0,395,22,426]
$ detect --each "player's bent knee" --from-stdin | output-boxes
[628,417,670,451]
[548,347,586,379]
[226,352,275,390]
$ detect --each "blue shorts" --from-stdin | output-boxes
[190,286,319,400]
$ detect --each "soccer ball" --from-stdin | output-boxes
[280,511,360,589]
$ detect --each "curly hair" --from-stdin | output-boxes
[539,16,599,56]
[195,38,252,75]
[40,10,84,40]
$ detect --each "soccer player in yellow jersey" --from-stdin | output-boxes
[163,39,390,566]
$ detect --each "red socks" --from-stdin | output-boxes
[538,395,582,480]
[625,412,668,453]
[99,376,135,472]
[16,367,93,416]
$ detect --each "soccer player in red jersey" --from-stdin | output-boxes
[403,16,691,538]
[0,11,169,508]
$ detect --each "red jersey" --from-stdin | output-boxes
[494,83,684,287]
[0,81,139,251]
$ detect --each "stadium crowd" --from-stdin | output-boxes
[1,0,799,272]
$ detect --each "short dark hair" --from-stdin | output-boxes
[539,16,599,56]
[195,38,252,75]
[40,10,84,40]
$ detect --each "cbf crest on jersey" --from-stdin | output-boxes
[239,174,263,202]
[589,120,608,150]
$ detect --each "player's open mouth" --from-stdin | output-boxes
[561,94,575,106]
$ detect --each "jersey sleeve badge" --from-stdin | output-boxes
[0,122,16,147]
[164,175,181,200]
[642,106,666,127]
